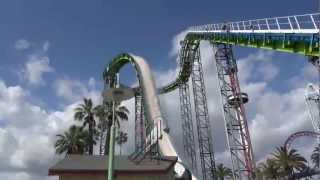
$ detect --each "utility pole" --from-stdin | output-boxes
[103,74,134,180]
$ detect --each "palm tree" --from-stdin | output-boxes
[74,98,96,155]
[311,146,320,168]
[55,125,89,155]
[214,163,232,180]
[115,131,128,155]
[94,104,110,155]
[254,165,265,180]
[272,146,307,177]
[261,158,279,179]
[94,102,129,155]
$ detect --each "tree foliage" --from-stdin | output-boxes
[257,146,308,179]
[55,125,89,155]
[74,98,97,155]
[311,146,320,168]
[54,97,130,156]
[214,163,232,180]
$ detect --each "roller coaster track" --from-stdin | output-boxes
[103,13,320,180]
[105,13,320,94]
[284,131,320,149]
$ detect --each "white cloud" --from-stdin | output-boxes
[23,54,54,86]
[53,77,100,103]
[257,63,279,81]
[88,77,96,88]
[15,39,31,51]
[0,128,17,161]
[237,49,278,83]
[249,88,313,159]
[302,63,318,80]
[17,40,54,86]
[288,63,319,89]
[169,30,188,58]
[0,172,57,180]
[0,79,100,179]
[0,172,31,180]
[54,78,88,102]
[43,41,50,52]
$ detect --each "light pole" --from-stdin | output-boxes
[102,86,134,180]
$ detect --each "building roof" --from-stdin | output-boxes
[48,155,177,176]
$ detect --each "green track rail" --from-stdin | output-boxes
[103,31,319,94]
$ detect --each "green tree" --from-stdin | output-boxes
[94,103,110,155]
[272,146,307,177]
[311,146,320,168]
[254,165,265,180]
[74,98,96,155]
[55,125,89,155]
[115,131,128,155]
[214,163,232,180]
[261,158,279,179]
[94,102,129,155]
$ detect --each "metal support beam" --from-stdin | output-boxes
[130,93,160,164]
[306,84,320,134]
[108,101,116,180]
[99,120,108,155]
[135,94,145,152]
[179,82,198,172]
[179,41,198,173]
[99,93,108,156]
[191,47,216,180]
[213,43,255,179]
[306,54,320,176]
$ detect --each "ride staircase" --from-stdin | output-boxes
[129,121,161,164]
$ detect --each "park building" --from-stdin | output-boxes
[48,154,178,180]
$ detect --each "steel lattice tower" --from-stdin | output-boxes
[179,83,198,172]
[307,56,320,134]
[179,41,198,173]
[191,47,216,180]
[135,94,146,152]
[99,124,108,155]
[305,58,320,174]
[306,84,320,133]
[214,43,255,179]
[100,74,119,155]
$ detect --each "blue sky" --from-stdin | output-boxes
[0,0,317,92]
[0,0,316,112]
[0,1,318,179]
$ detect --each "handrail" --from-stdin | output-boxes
[189,13,320,33]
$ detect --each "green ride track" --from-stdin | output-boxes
[103,32,320,94]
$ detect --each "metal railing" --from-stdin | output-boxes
[189,13,320,33]
[129,120,162,163]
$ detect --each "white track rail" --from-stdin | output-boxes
[189,13,320,34]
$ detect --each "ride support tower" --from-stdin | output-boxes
[213,43,255,179]
[134,93,146,152]
[178,39,217,179]
[179,41,198,174]
[191,47,216,179]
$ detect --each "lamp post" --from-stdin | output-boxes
[102,86,134,180]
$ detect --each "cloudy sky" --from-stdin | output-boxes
[0,0,318,179]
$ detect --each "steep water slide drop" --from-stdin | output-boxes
[104,54,197,179]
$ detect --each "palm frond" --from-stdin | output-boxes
[118,106,130,114]
[116,111,128,121]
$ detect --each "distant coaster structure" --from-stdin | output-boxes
[103,13,320,180]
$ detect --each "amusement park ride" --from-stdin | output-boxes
[102,13,320,180]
